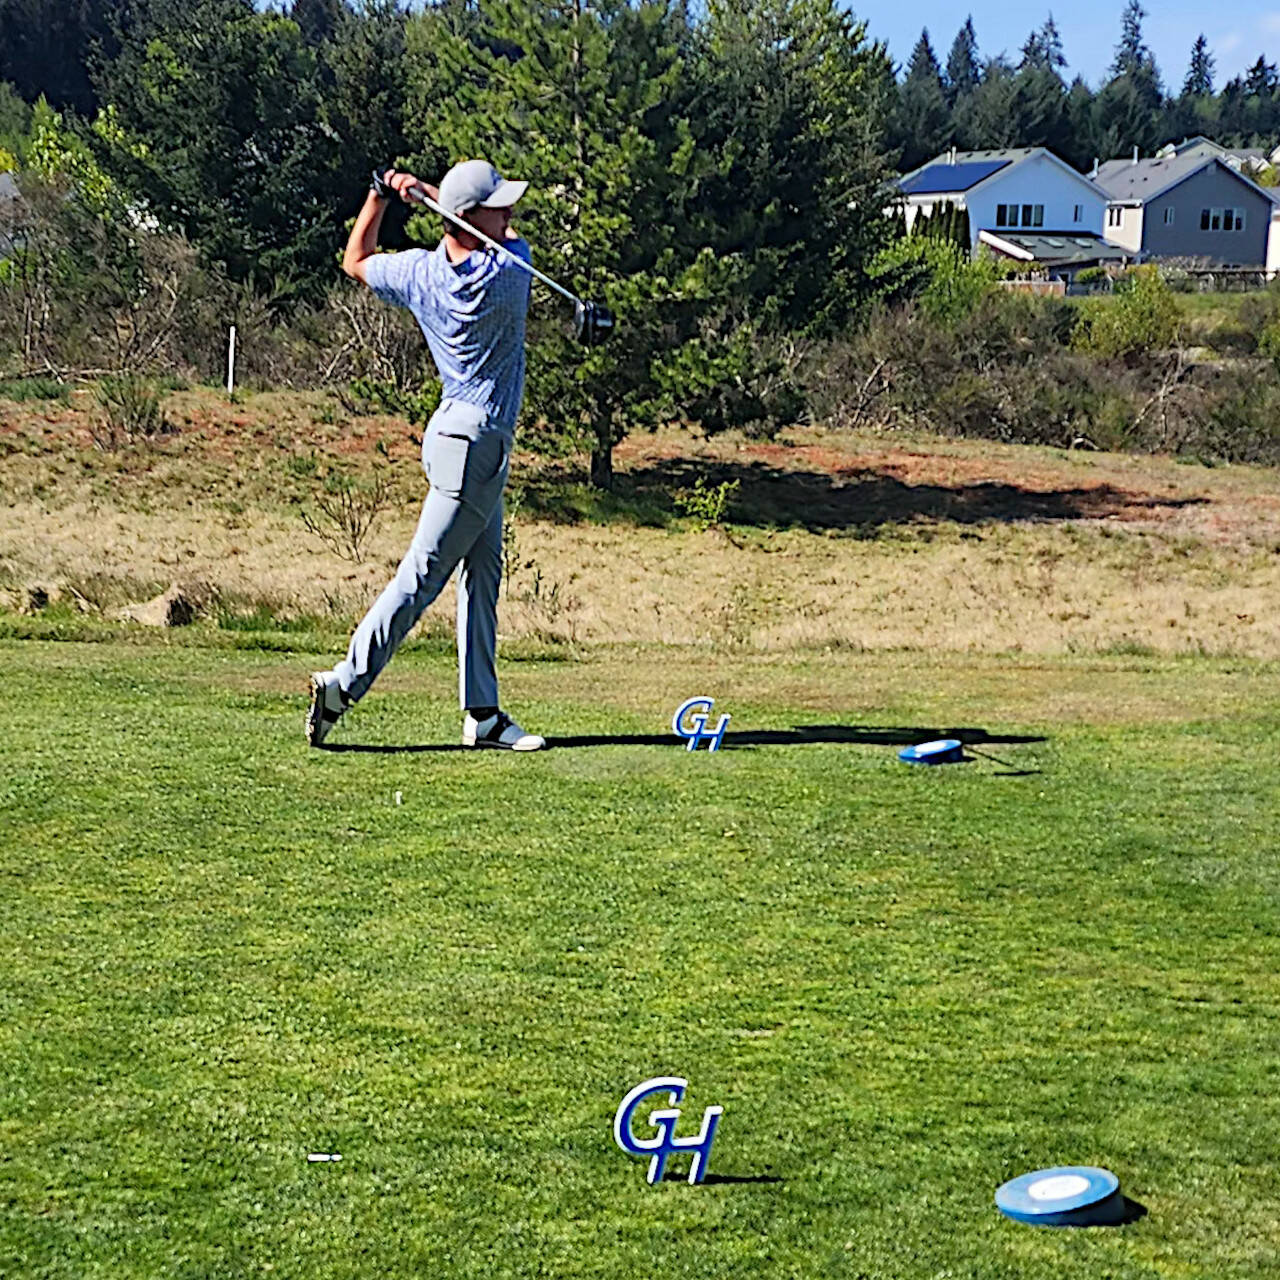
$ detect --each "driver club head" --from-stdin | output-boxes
[573,300,614,346]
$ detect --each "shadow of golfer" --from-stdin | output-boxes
[320,725,1047,757]
[547,725,1047,750]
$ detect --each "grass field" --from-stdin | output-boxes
[4,638,1279,1278]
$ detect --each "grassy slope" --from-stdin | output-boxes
[3,641,1279,1278]
[3,385,1280,659]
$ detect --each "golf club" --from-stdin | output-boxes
[391,175,614,347]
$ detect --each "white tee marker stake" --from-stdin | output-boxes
[226,325,237,397]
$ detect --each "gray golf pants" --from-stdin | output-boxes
[334,400,509,710]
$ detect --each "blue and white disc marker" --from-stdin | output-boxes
[898,738,965,766]
[995,1166,1125,1227]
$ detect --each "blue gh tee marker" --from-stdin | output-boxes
[613,1077,724,1184]
[672,696,731,751]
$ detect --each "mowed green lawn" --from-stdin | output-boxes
[2,639,1279,1279]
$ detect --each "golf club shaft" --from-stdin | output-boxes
[404,186,582,308]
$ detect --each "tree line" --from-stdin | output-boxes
[2,0,1278,484]
[890,1,1280,173]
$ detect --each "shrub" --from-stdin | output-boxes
[93,375,171,449]
[298,464,395,563]
[868,236,1000,328]
[1072,267,1180,360]
[674,476,740,531]
[0,376,69,402]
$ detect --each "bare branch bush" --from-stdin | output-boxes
[299,465,395,563]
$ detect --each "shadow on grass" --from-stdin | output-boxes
[522,455,1209,534]
[548,725,1047,750]
[1116,1196,1149,1225]
[322,725,1046,756]
[657,1171,783,1186]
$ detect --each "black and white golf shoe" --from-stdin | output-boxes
[462,710,546,751]
[306,672,348,748]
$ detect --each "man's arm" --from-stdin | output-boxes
[341,170,438,285]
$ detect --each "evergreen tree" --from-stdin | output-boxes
[954,57,1017,150]
[407,0,892,486]
[894,29,951,171]
[1061,76,1098,170]
[1020,15,1065,73]
[94,0,339,291]
[1245,56,1278,98]
[1111,0,1150,77]
[1182,34,1214,98]
[0,0,117,116]
[1097,0,1162,156]
[320,0,412,220]
[291,0,349,46]
[944,18,980,105]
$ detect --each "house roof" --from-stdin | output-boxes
[1168,136,1269,163]
[899,159,1010,195]
[979,230,1131,266]
[898,147,1105,203]
[1094,154,1280,206]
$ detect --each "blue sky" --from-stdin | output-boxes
[859,1,1275,90]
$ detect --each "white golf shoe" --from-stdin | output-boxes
[462,710,546,751]
[306,671,347,747]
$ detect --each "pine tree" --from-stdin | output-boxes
[1245,56,1278,98]
[1020,15,1065,73]
[1111,0,1149,77]
[1097,0,1162,155]
[94,0,338,290]
[944,18,980,105]
[1182,34,1214,98]
[894,29,951,170]
[954,57,1017,150]
[291,0,349,46]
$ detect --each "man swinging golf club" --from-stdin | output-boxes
[306,159,545,750]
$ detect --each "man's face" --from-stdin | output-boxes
[461,204,513,244]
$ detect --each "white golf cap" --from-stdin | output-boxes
[437,159,528,216]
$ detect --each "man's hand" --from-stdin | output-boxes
[375,169,439,205]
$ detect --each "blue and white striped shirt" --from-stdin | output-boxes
[364,239,532,435]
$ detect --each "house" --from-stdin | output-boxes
[976,229,1132,279]
[895,147,1114,273]
[0,170,18,257]
[1093,153,1280,268]
[1155,136,1280,177]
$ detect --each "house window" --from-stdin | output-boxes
[1008,205,1020,227]
[1108,207,1123,227]
[1223,208,1235,231]
[1031,205,1044,227]
[1163,206,1174,225]
[1211,209,1222,230]
[996,203,1008,227]
[1235,208,1246,231]
[1073,204,1082,223]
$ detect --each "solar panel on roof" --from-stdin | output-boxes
[1072,238,1095,247]
[1044,238,1066,247]
[899,159,1010,195]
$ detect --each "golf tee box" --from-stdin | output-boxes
[898,738,964,765]
[995,1166,1125,1226]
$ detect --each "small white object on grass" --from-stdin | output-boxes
[395,791,403,806]
[307,1153,342,1163]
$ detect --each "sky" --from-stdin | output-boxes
[859,1,1276,90]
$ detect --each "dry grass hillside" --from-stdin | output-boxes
[2,385,1278,657]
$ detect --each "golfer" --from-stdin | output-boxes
[306,160,544,751]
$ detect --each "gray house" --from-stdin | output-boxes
[1093,153,1279,268]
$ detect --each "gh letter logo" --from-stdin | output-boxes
[613,1076,724,1185]
[672,696,731,751]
